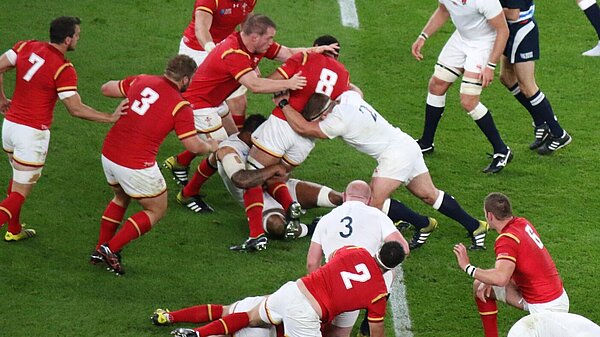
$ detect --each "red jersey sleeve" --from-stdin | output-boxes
[366,294,388,323]
[173,102,198,140]
[276,52,304,79]
[118,75,139,97]
[265,42,282,60]
[55,64,78,95]
[195,0,218,15]
[221,49,255,80]
[495,233,520,264]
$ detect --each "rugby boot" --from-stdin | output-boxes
[4,224,36,242]
[468,220,489,250]
[409,217,438,250]
[163,156,190,186]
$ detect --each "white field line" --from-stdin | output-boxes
[390,266,414,337]
[337,0,360,28]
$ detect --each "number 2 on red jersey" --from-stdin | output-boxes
[340,263,371,289]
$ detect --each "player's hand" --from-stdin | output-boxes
[207,139,220,153]
[476,282,493,303]
[0,98,11,114]
[453,243,470,270]
[287,72,307,90]
[273,91,290,106]
[310,43,339,56]
[266,164,289,185]
[411,38,425,61]
[480,66,494,88]
[111,99,129,122]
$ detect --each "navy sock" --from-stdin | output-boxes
[421,104,445,146]
[529,91,564,137]
[437,193,479,233]
[387,199,429,230]
[508,83,544,126]
[474,111,508,154]
[585,4,600,40]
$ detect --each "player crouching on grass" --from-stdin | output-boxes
[90,55,218,275]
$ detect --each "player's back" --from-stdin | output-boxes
[272,52,349,120]
[102,75,193,169]
[301,246,388,323]
[6,40,76,130]
[313,201,396,261]
[495,217,563,303]
[322,90,411,159]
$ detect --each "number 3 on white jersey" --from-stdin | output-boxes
[340,263,371,289]
[131,87,160,116]
[315,68,338,96]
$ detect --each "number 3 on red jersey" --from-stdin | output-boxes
[340,263,371,289]
[131,87,160,116]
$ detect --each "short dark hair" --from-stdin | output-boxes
[377,241,405,270]
[484,192,513,220]
[50,16,81,44]
[241,114,267,133]
[302,93,332,121]
[313,35,340,57]
[242,14,276,35]
[165,55,197,81]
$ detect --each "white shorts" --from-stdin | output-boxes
[2,119,50,167]
[493,287,569,314]
[179,38,247,100]
[193,104,230,140]
[101,155,167,198]
[230,296,276,337]
[251,115,315,166]
[331,310,359,328]
[259,281,321,337]
[372,136,428,184]
[438,31,493,74]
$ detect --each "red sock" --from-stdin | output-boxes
[6,179,12,196]
[267,182,293,211]
[183,158,217,197]
[476,297,498,337]
[195,312,249,336]
[107,211,152,252]
[0,192,25,228]
[177,150,197,167]
[232,114,245,129]
[7,206,22,234]
[243,186,264,238]
[170,304,223,323]
[96,201,127,249]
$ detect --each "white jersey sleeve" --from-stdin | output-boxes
[318,108,345,139]
[380,216,398,240]
[478,0,503,20]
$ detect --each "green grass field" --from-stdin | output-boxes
[1,1,599,336]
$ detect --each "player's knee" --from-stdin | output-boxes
[432,63,460,89]
[13,167,43,185]
[460,94,481,113]
[264,211,285,239]
[499,72,513,88]
[518,83,539,98]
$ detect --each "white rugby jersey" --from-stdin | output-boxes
[508,312,600,337]
[318,90,413,159]
[440,0,503,44]
[311,201,398,261]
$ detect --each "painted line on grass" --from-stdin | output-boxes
[337,0,360,28]
[390,266,414,337]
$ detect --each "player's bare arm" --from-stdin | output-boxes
[182,136,219,155]
[100,80,125,98]
[306,241,324,274]
[412,4,451,61]
[62,94,126,123]
[482,13,509,88]
[238,70,306,93]
[453,243,516,286]
[0,53,15,113]
[195,10,216,52]
[368,321,385,337]
[349,83,364,98]
[274,43,339,62]
[503,7,521,22]
[231,163,287,189]
[273,95,328,139]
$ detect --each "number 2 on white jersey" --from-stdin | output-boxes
[340,263,371,289]
[525,224,544,249]
[315,68,338,96]
[23,53,45,82]
[131,87,160,116]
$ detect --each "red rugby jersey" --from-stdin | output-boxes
[495,217,564,304]
[5,40,77,130]
[301,246,388,324]
[182,0,257,51]
[102,75,197,169]
[272,52,350,120]
[183,31,280,109]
